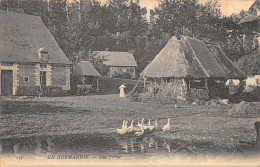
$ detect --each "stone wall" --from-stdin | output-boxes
[0,62,71,96]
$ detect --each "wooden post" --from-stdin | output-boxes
[205,78,208,89]
[255,121,260,150]
[144,77,147,88]
[96,77,100,93]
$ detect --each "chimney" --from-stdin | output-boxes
[38,47,49,62]
[128,49,135,54]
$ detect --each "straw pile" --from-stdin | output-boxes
[229,101,260,118]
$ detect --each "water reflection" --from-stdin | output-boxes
[117,136,174,155]
[0,133,189,158]
[13,143,19,155]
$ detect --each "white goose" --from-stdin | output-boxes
[116,120,128,134]
[116,120,125,132]
[143,119,151,130]
[134,118,144,130]
[162,118,171,132]
[140,118,144,126]
[154,119,158,129]
[134,123,144,136]
[149,119,158,131]
[127,120,134,133]
[134,120,141,131]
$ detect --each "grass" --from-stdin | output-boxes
[0,95,259,155]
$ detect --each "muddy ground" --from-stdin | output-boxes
[0,95,259,161]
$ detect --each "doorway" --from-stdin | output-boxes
[1,70,13,96]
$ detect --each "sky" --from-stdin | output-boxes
[68,0,255,17]
[137,0,255,16]
[94,0,255,16]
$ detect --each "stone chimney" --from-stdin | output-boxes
[38,47,49,62]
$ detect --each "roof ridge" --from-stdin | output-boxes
[0,10,42,19]
[216,44,245,77]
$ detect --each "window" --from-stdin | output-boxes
[40,63,47,68]
[40,71,46,86]
[189,79,206,89]
[215,80,224,84]
[24,76,29,82]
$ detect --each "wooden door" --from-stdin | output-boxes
[1,70,13,96]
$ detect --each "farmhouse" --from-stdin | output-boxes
[72,61,101,94]
[141,36,246,100]
[93,51,137,79]
[0,10,72,96]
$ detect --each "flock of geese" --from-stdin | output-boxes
[116,118,171,136]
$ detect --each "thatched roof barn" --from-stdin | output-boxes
[0,10,72,96]
[141,36,246,100]
[142,36,245,79]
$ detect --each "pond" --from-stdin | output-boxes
[0,132,197,160]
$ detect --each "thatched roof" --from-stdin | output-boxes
[142,36,245,79]
[93,51,137,67]
[0,10,71,64]
[238,0,260,32]
[73,61,101,76]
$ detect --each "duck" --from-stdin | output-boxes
[162,118,171,132]
[127,120,134,133]
[116,120,128,134]
[134,123,144,136]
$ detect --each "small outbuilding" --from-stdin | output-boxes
[93,51,137,79]
[72,61,101,94]
[141,36,246,100]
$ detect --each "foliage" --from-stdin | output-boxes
[113,71,133,79]
[0,0,258,76]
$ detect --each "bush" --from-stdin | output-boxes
[113,72,133,79]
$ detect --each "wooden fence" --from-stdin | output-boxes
[17,86,63,97]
